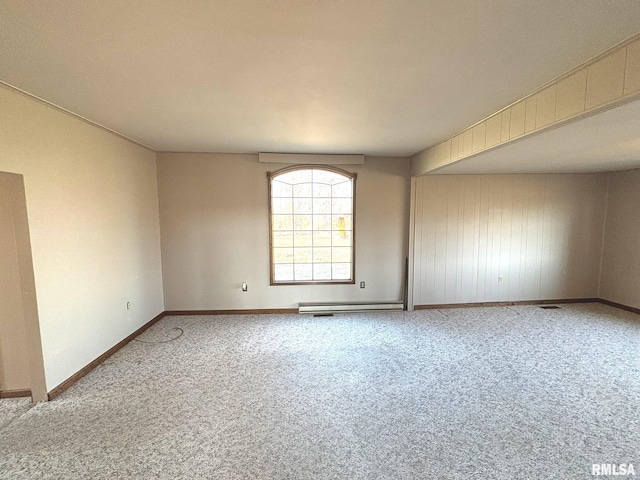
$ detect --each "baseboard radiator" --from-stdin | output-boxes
[298,301,404,314]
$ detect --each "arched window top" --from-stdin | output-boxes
[268,165,356,284]
[269,165,356,184]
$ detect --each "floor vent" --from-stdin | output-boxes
[299,301,404,315]
[540,305,561,309]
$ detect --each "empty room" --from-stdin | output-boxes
[1,1,639,479]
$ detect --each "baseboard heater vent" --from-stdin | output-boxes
[298,301,404,314]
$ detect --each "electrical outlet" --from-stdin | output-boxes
[498,276,503,283]
[360,281,365,288]
[126,301,131,310]
[242,282,248,292]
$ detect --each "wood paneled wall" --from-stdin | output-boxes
[599,169,640,310]
[411,174,607,306]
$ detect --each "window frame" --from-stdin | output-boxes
[267,165,357,286]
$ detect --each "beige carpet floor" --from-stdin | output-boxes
[1,303,639,479]
[0,398,31,430]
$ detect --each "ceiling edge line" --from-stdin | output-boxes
[0,81,155,153]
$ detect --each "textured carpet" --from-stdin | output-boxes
[1,303,639,479]
[0,398,31,430]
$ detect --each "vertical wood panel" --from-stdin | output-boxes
[500,176,514,300]
[539,176,557,299]
[476,176,491,301]
[417,178,428,306]
[485,115,502,148]
[462,129,473,157]
[585,48,626,110]
[624,39,640,95]
[472,122,486,153]
[536,85,557,128]
[412,178,420,303]
[444,178,457,300]
[520,176,539,299]
[556,69,587,121]
[485,176,499,300]
[439,140,451,166]
[500,109,511,142]
[450,135,460,161]
[509,101,526,139]
[433,179,448,303]
[524,96,537,133]
[508,176,524,300]
[412,173,606,305]
[600,169,640,309]
[460,176,477,302]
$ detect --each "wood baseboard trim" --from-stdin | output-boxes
[164,308,299,316]
[45,298,639,402]
[597,298,640,315]
[47,311,166,400]
[47,308,298,401]
[414,298,600,310]
[0,389,32,399]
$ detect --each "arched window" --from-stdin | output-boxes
[268,166,356,284]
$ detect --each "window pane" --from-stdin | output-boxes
[332,230,351,247]
[332,247,351,263]
[313,214,331,230]
[293,198,311,214]
[313,231,331,246]
[313,247,332,263]
[332,214,352,231]
[332,263,351,280]
[312,198,331,214]
[272,215,293,231]
[273,248,293,263]
[272,198,292,214]
[278,170,311,184]
[271,181,292,197]
[313,183,331,197]
[313,263,332,280]
[332,198,352,214]
[294,231,312,247]
[274,264,293,282]
[332,181,352,197]
[294,247,313,263]
[313,170,348,185]
[294,264,312,281]
[294,215,312,230]
[271,167,355,284]
[273,231,293,247]
[293,183,311,197]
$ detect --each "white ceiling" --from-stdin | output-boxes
[0,0,639,158]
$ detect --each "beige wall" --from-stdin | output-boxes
[599,169,640,308]
[0,86,164,392]
[2,78,636,397]
[0,174,29,391]
[411,173,608,306]
[157,153,410,309]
